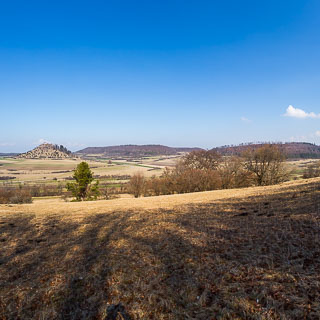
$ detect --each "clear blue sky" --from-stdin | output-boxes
[1,0,320,152]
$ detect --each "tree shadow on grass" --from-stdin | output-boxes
[0,211,134,319]
[0,182,319,319]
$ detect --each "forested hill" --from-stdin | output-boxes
[0,153,19,157]
[212,142,320,159]
[77,145,203,157]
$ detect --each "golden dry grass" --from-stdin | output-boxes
[0,158,164,184]
[1,178,320,319]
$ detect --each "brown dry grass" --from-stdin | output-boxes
[0,158,162,183]
[0,178,320,319]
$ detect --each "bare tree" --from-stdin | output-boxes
[157,155,222,194]
[243,144,287,186]
[128,172,146,198]
[219,156,253,189]
[182,150,221,170]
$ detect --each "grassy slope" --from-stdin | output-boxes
[0,178,320,319]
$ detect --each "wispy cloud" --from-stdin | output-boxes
[289,135,307,142]
[240,116,251,123]
[0,142,15,147]
[290,131,320,141]
[284,105,320,119]
[66,142,85,148]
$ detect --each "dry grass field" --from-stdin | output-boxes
[0,178,320,319]
[0,157,314,185]
[286,159,320,180]
[0,158,164,184]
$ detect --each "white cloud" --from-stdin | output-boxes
[240,116,251,123]
[38,138,50,144]
[315,131,320,137]
[284,105,320,119]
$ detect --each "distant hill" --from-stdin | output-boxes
[76,145,203,157]
[18,143,73,159]
[212,142,320,159]
[0,153,19,157]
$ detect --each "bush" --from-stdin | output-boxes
[164,165,222,194]
[29,184,64,197]
[0,176,16,181]
[102,186,120,200]
[0,187,32,204]
[142,158,223,196]
[303,161,320,178]
[127,148,289,198]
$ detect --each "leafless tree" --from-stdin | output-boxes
[243,144,287,186]
[182,150,221,170]
[128,172,146,198]
[219,156,253,189]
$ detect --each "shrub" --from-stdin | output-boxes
[145,160,223,196]
[87,180,100,200]
[303,161,320,178]
[0,187,32,204]
[126,148,289,198]
[0,176,16,181]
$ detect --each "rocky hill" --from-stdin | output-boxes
[212,142,320,159]
[77,144,203,157]
[18,143,73,159]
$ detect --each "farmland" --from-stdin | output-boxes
[0,156,317,185]
[0,157,169,185]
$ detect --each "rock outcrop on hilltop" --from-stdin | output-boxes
[18,143,73,159]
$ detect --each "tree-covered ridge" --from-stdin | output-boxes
[213,142,320,159]
[77,144,203,157]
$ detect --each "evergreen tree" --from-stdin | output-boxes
[66,162,99,200]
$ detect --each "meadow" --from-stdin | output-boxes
[0,157,165,185]
[0,177,319,319]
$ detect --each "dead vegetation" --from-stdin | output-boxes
[0,179,320,319]
[129,146,288,198]
[0,187,32,204]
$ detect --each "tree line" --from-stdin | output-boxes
[54,145,290,200]
[4,144,319,203]
[128,144,288,198]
